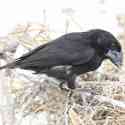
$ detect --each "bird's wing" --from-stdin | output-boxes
[15,33,95,70]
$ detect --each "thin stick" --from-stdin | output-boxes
[64,90,73,125]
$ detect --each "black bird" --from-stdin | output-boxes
[0,29,123,89]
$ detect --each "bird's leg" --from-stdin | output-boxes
[67,73,77,89]
[59,66,77,90]
[59,80,69,91]
[59,80,65,89]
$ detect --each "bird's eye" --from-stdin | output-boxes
[111,43,116,47]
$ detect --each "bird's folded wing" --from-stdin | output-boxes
[16,43,95,69]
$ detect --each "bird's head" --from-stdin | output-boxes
[90,29,123,68]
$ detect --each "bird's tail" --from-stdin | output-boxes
[0,61,17,70]
[0,58,22,70]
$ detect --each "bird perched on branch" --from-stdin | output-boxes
[0,29,123,89]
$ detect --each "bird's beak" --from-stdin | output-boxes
[106,50,123,68]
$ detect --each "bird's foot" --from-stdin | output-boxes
[59,81,69,92]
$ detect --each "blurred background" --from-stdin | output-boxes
[0,0,125,125]
[0,0,124,36]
